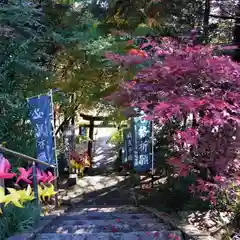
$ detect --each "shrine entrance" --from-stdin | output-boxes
[77,113,118,161]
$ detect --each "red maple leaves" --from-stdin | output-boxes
[167,157,192,177]
[106,37,240,205]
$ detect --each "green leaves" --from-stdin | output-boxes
[0,1,56,161]
[0,202,40,239]
[0,0,127,164]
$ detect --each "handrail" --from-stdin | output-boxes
[0,145,56,168]
[0,145,58,209]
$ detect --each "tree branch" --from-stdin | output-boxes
[55,103,80,135]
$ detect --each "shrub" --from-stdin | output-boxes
[0,202,40,240]
[76,135,89,144]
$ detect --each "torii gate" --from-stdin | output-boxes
[78,113,119,160]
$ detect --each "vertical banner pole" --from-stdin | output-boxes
[28,91,59,208]
[151,121,154,188]
[50,89,59,177]
[49,89,59,208]
[32,161,40,207]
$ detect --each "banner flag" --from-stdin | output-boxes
[132,114,152,172]
[123,129,133,163]
[80,126,87,136]
[28,94,55,167]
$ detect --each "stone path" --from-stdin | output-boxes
[37,129,183,239]
[91,128,117,172]
[59,175,134,206]
[36,206,183,240]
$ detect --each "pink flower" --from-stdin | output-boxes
[32,169,48,184]
[16,167,32,184]
[0,155,16,179]
[46,171,57,183]
[214,176,225,182]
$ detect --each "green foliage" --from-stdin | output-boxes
[0,202,40,240]
[49,8,128,119]
[107,129,123,147]
[210,20,234,44]
[0,1,52,160]
[95,0,203,35]
[0,0,121,160]
[141,175,210,211]
[76,135,90,144]
[0,0,128,166]
[219,195,240,238]
[132,24,158,37]
[154,120,182,176]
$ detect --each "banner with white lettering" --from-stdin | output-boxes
[28,95,55,166]
[123,129,133,163]
[132,115,152,172]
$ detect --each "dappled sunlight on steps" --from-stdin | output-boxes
[36,206,183,240]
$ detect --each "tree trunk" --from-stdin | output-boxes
[203,0,211,44]
[70,94,75,149]
[55,104,80,135]
[88,119,94,160]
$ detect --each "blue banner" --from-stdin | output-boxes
[123,129,133,163]
[132,115,152,172]
[28,95,55,166]
[80,127,87,136]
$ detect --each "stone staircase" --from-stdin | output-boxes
[36,206,183,240]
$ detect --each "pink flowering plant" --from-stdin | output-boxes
[106,36,240,208]
[0,154,57,214]
[188,176,240,209]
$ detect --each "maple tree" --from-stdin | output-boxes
[106,36,240,205]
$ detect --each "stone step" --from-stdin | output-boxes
[41,220,168,233]
[64,212,152,220]
[42,218,159,229]
[36,231,183,240]
[67,206,141,214]
[70,199,134,206]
